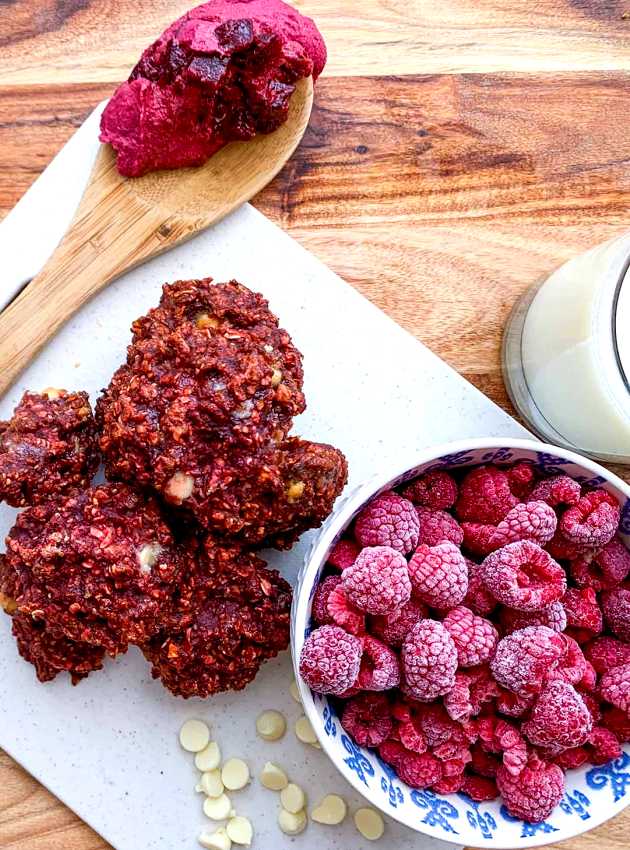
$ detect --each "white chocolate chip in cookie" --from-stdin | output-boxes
[138,542,162,574]
[294,715,318,745]
[256,710,286,741]
[354,807,385,841]
[195,741,221,772]
[311,794,347,825]
[180,719,210,752]
[166,471,194,503]
[221,758,250,791]
[203,794,232,821]
[278,808,307,835]
[201,769,225,798]
[198,826,232,850]
[226,816,253,846]
[280,783,306,814]
[42,387,63,400]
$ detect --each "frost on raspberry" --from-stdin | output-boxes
[354,491,420,555]
[396,751,443,789]
[419,703,467,748]
[462,522,498,557]
[588,726,622,766]
[443,667,499,722]
[455,465,517,525]
[408,542,468,609]
[370,597,427,647]
[402,619,457,701]
[464,559,496,616]
[398,717,427,754]
[477,717,528,777]
[299,625,362,695]
[491,500,557,550]
[553,746,589,771]
[481,540,566,611]
[401,470,458,510]
[442,606,498,667]
[311,575,340,624]
[529,475,581,507]
[585,636,630,674]
[358,635,400,690]
[601,588,630,642]
[341,692,392,748]
[559,490,620,549]
[496,688,535,718]
[561,587,603,636]
[600,662,630,714]
[327,538,360,571]
[500,601,567,635]
[490,626,565,697]
[523,680,592,752]
[572,537,630,591]
[416,506,464,547]
[461,775,499,802]
[342,545,411,615]
[470,743,501,777]
[508,461,536,500]
[326,583,365,635]
[548,635,590,688]
[497,754,564,824]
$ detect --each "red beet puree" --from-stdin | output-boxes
[100,0,326,177]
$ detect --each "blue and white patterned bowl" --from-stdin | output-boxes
[292,438,630,848]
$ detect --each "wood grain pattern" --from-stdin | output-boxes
[0,0,628,84]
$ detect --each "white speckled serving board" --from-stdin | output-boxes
[0,107,529,850]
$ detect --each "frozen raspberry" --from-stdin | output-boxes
[462,775,499,802]
[299,625,363,695]
[354,492,420,555]
[554,747,589,770]
[470,743,501,777]
[341,692,392,748]
[600,662,630,714]
[416,507,464,547]
[370,598,427,647]
[443,667,498,722]
[455,466,518,524]
[497,754,564,823]
[402,470,458,510]
[433,774,466,794]
[603,707,630,742]
[443,606,498,667]
[462,522,497,557]
[342,546,411,615]
[464,559,496,615]
[523,681,592,752]
[529,475,581,508]
[481,541,566,612]
[559,490,620,549]
[588,726,622,765]
[396,751,443,789]
[579,661,598,693]
[379,739,408,767]
[358,635,400,691]
[496,688,535,717]
[585,636,630,674]
[312,575,340,624]
[492,501,557,549]
[419,704,464,747]
[562,587,603,636]
[508,462,537,500]
[546,531,586,561]
[444,671,475,722]
[336,681,361,699]
[572,537,630,591]
[602,588,630,642]
[500,601,567,635]
[490,626,565,696]
[580,692,602,724]
[546,635,587,688]
[402,620,457,701]
[326,584,365,635]
[398,718,427,754]
[327,538,360,571]
[477,717,528,776]
[408,543,468,609]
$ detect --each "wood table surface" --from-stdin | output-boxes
[0,1,629,848]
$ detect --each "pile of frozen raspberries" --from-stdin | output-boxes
[299,463,630,823]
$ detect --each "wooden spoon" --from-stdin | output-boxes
[0,76,313,398]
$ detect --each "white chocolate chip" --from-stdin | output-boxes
[180,719,210,753]
[311,794,347,825]
[278,808,307,836]
[226,816,253,846]
[294,715,318,745]
[221,758,250,791]
[354,808,385,841]
[271,368,282,387]
[138,542,162,574]
[198,826,232,850]
[201,769,225,798]
[195,783,204,793]
[263,344,274,354]
[280,783,306,814]
[310,740,321,749]
[286,481,305,502]
[289,679,302,704]
[203,794,232,821]
[260,762,288,791]
[166,471,194,503]
[42,387,62,400]
[195,741,222,772]
[256,710,286,741]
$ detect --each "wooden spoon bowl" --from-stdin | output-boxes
[0,76,313,397]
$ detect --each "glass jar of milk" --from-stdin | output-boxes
[503,232,630,464]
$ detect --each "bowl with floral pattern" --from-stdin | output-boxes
[292,437,630,848]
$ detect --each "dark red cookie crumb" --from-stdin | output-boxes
[455,466,517,525]
[402,470,458,510]
[481,541,566,612]
[408,542,468,609]
[298,625,362,695]
[490,626,565,696]
[442,606,498,668]
[0,389,99,507]
[402,620,457,701]
[342,545,411,615]
[559,491,620,550]
[523,680,592,752]
[497,754,564,823]
[354,492,420,555]
[358,635,400,691]
[341,692,392,747]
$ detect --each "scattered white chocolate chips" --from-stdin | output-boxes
[294,715,318,746]
[289,679,302,704]
[203,794,232,821]
[354,807,385,841]
[280,783,306,814]
[195,741,222,772]
[198,826,232,850]
[278,808,307,836]
[167,470,194,503]
[222,758,250,791]
[256,710,286,741]
[311,794,347,826]
[180,719,210,753]
[200,769,225,798]
[226,816,253,846]
[260,762,288,791]
[138,542,162,574]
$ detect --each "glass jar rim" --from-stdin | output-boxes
[613,256,630,395]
